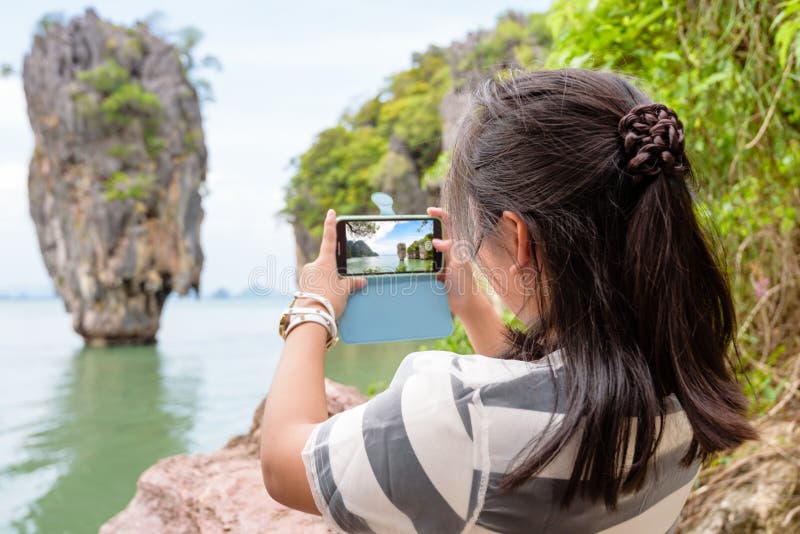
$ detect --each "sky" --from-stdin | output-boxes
[352,220,434,256]
[0,0,550,295]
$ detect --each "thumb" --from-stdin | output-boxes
[432,238,452,253]
[319,208,337,258]
[432,238,459,266]
[348,276,368,293]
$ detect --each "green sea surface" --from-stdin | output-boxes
[0,297,425,533]
[347,254,433,274]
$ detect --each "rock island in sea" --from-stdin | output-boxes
[23,9,206,345]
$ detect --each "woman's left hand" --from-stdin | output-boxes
[297,209,366,317]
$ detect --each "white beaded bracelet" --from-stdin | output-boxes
[292,291,336,319]
[278,302,339,349]
[284,314,337,348]
[283,306,337,337]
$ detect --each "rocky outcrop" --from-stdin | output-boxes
[438,12,548,159]
[678,418,800,533]
[437,30,485,160]
[283,11,550,272]
[292,221,319,271]
[438,88,471,154]
[23,9,205,345]
[292,136,433,270]
[347,239,378,258]
[101,379,367,533]
[372,136,432,215]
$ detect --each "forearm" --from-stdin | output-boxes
[260,321,329,513]
[263,322,329,429]
[458,294,508,357]
[259,208,363,514]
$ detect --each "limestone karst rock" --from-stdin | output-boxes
[23,9,206,344]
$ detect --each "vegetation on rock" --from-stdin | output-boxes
[406,232,434,260]
[345,240,378,258]
[282,11,549,263]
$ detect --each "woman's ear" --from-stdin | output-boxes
[500,211,533,267]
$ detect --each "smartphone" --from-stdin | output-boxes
[336,215,443,276]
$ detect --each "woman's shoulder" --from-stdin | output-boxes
[391,349,564,391]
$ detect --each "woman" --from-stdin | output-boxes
[260,68,756,533]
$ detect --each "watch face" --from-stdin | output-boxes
[278,311,292,337]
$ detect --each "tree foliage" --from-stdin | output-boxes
[286,126,387,239]
[545,0,800,413]
[139,11,221,102]
[345,221,379,238]
[283,12,547,241]
[285,3,800,414]
[72,57,166,172]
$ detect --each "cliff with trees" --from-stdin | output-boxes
[282,11,550,268]
[284,3,800,531]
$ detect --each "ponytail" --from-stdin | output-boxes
[621,105,757,460]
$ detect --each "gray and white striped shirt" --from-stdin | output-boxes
[302,350,699,533]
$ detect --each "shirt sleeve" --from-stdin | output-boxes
[301,351,488,533]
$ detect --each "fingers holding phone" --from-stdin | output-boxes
[335,214,443,277]
[427,206,480,316]
[298,209,366,317]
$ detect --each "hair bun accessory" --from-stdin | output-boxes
[618,103,686,185]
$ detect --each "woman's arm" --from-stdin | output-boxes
[260,206,505,513]
[259,322,327,513]
[260,209,364,513]
[428,207,508,357]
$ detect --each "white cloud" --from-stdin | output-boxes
[354,220,397,256]
[368,221,397,243]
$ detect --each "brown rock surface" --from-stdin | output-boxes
[100,379,367,533]
[679,418,800,533]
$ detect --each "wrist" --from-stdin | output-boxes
[279,292,339,349]
[285,320,330,343]
[293,290,343,318]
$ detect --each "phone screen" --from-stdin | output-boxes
[336,217,443,276]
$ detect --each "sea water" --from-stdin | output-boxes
[346,254,433,274]
[0,297,424,533]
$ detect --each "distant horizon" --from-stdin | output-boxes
[0,285,291,300]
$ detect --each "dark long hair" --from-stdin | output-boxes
[444,68,756,508]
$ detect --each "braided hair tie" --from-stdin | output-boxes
[618,103,687,186]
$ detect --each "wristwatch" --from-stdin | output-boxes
[278,292,339,349]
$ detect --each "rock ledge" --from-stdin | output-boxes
[101,379,366,533]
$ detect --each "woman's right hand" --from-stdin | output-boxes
[428,206,508,356]
[427,206,481,317]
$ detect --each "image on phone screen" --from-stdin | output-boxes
[337,218,442,276]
